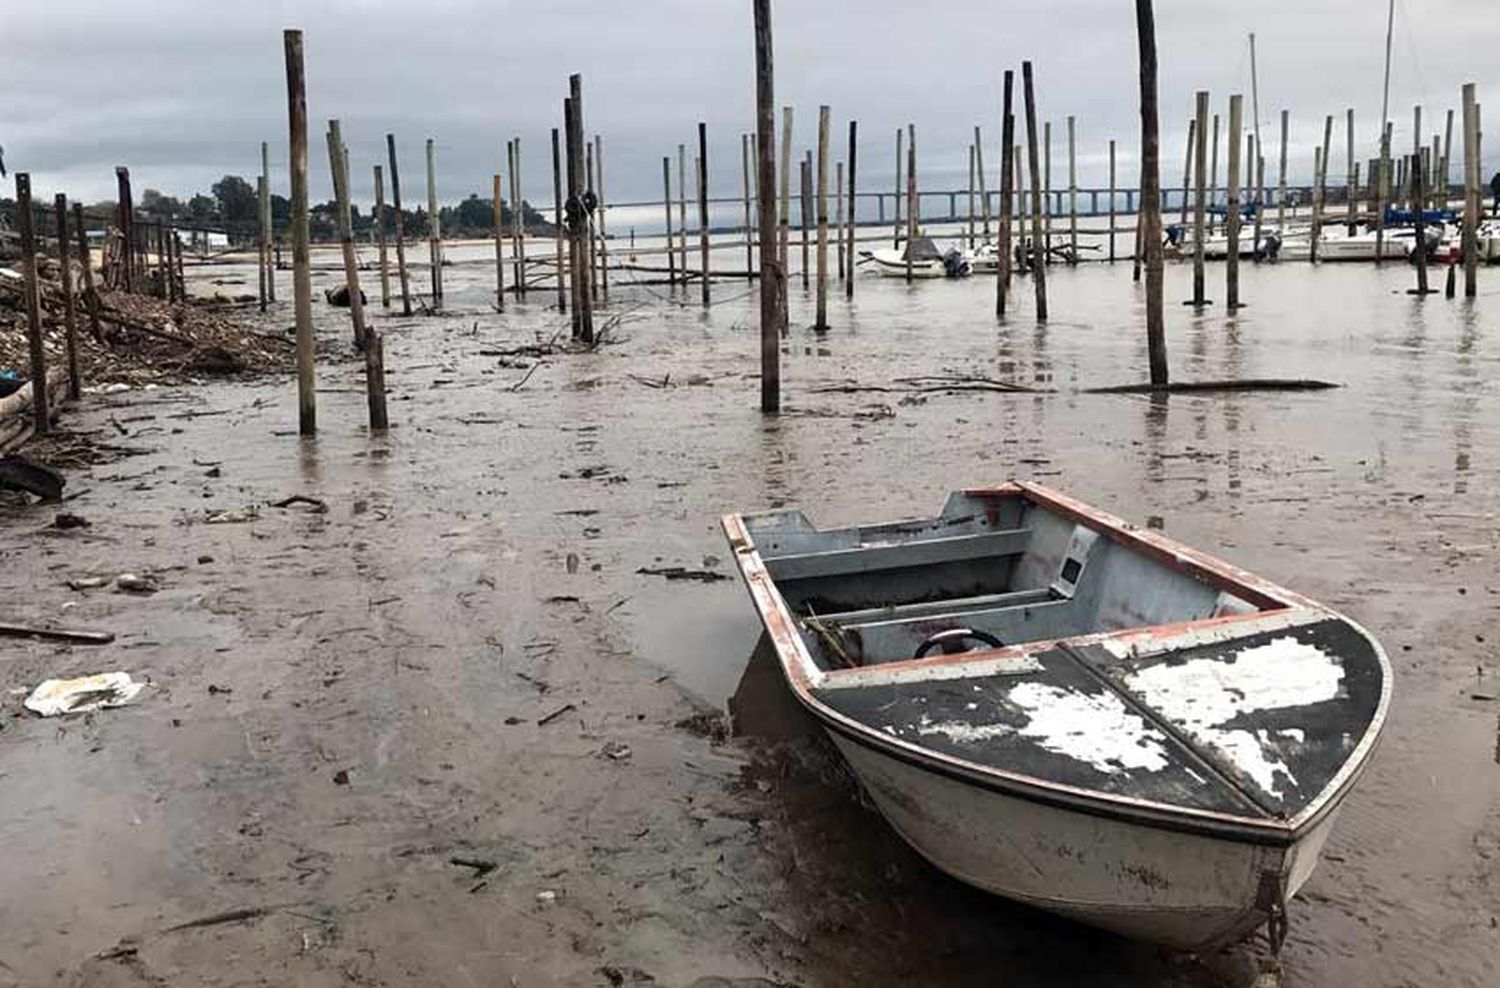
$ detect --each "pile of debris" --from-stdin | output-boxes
[1,258,294,389]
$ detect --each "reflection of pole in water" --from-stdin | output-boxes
[1143,392,1170,486]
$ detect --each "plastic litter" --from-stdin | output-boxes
[24,672,146,716]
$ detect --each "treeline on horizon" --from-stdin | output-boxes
[2,175,552,244]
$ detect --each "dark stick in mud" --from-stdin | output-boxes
[284,29,315,434]
[386,134,413,317]
[375,164,392,308]
[699,121,710,306]
[753,0,780,412]
[1136,0,1168,385]
[846,119,857,301]
[53,195,81,400]
[1022,62,1048,320]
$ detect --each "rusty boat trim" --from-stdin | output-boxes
[721,481,1393,849]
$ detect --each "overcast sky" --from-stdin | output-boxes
[7,0,1497,209]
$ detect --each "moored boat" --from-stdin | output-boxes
[859,235,971,278]
[723,483,1390,950]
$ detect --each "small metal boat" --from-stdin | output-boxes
[723,483,1389,950]
[860,235,971,278]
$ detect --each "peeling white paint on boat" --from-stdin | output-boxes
[1006,682,1170,774]
[1124,637,1344,797]
[914,716,1016,744]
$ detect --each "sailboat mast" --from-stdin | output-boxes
[1249,33,1263,167]
[1379,0,1394,152]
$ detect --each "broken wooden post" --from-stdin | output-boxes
[661,155,677,287]
[327,120,368,349]
[115,167,135,292]
[71,203,102,343]
[14,174,48,434]
[374,164,392,308]
[1225,93,1243,308]
[425,138,442,307]
[698,121,710,306]
[365,329,389,432]
[815,105,830,327]
[846,119,858,301]
[1252,141,1266,259]
[386,135,413,316]
[753,0,780,412]
[1136,0,1167,385]
[501,170,513,308]
[568,74,595,343]
[1191,90,1208,306]
[552,129,566,309]
[998,70,1015,315]
[53,195,81,400]
[1067,115,1078,263]
[284,30,315,435]
[1023,62,1048,319]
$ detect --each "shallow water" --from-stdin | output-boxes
[3,244,1497,985]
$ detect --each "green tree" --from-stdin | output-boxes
[211,175,258,225]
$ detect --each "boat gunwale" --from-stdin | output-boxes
[721,481,1393,846]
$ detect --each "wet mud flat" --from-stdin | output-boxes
[1,255,1498,987]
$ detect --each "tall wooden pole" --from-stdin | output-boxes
[1462,82,1479,297]
[115,167,134,292]
[374,164,392,308]
[846,119,858,301]
[1022,62,1048,319]
[1043,121,1053,261]
[998,69,1014,315]
[1108,139,1117,262]
[493,172,507,310]
[327,120,368,349]
[595,134,610,303]
[677,144,689,284]
[698,121,710,306]
[52,195,81,400]
[1136,0,1168,385]
[742,133,754,278]
[568,74,595,342]
[1191,90,1208,305]
[1443,108,1455,207]
[1346,109,1357,234]
[72,203,102,344]
[552,129,567,309]
[586,141,599,303]
[15,174,48,434]
[425,138,442,306]
[512,139,527,297]
[1411,152,1430,295]
[905,131,917,282]
[284,31,315,435]
[565,103,583,334]
[386,135,413,316]
[263,142,275,302]
[661,156,677,287]
[258,143,270,311]
[835,160,845,280]
[892,126,903,248]
[1179,118,1195,228]
[1067,116,1078,263]
[1209,113,1220,232]
[1226,94,1243,308]
[753,0,781,412]
[814,105,830,327]
[1313,114,1332,261]
[967,143,977,248]
[1277,109,1288,231]
[975,125,992,243]
[779,107,793,319]
[801,154,813,288]
[257,174,269,310]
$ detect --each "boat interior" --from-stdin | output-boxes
[742,488,1287,671]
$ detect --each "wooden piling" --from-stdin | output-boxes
[568,74,595,342]
[835,160,845,281]
[1252,143,1265,258]
[1208,113,1220,233]
[661,156,677,287]
[1462,82,1479,297]
[698,122,710,306]
[1375,117,1391,262]
[815,105,830,327]
[905,131,917,282]
[374,165,392,308]
[1191,91,1208,305]
[846,119,858,301]
[493,173,506,310]
[801,155,812,288]
[425,138,442,307]
[586,141,599,303]
[552,129,566,309]
[257,168,269,311]
[512,139,527,297]
[742,133,754,278]
[1315,114,1332,260]
[326,120,368,349]
[1225,94,1243,308]
[565,104,583,334]
[893,126,903,248]
[71,203,102,343]
[1443,108,1455,207]
[753,0,781,412]
[1043,120,1053,261]
[385,134,413,317]
[967,144,977,248]
[997,71,1015,314]
[262,142,276,302]
[1344,109,1357,234]
[364,329,389,432]
[779,107,793,306]
[677,144,689,286]
[1022,62,1048,319]
[1277,109,1288,231]
[1136,0,1167,384]
[1108,139,1117,262]
[1067,116,1078,263]
[51,194,81,400]
[115,167,135,292]
[14,174,48,434]
[284,30,315,435]
[595,134,610,303]
[975,125,991,243]
[1411,152,1430,295]
[1179,118,1195,228]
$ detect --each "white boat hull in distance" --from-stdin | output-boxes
[861,249,949,278]
[1316,232,1411,261]
[829,732,1339,949]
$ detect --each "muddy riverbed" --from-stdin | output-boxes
[1,249,1497,987]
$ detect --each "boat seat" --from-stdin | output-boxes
[765,528,1031,583]
[844,597,1087,664]
[814,587,1055,626]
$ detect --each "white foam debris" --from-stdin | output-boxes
[1124,637,1344,797]
[1005,682,1170,774]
